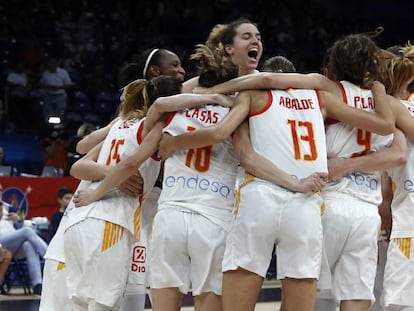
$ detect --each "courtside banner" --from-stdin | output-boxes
[0,177,79,219]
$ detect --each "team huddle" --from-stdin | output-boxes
[38,17,414,311]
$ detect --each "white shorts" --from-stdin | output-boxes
[150,207,227,296]
[223,179,323,279]
[39,259,71,311]
[382,237,414,308]
[64,218,134,308]
[320,193,380,302]
[126,187,160,290]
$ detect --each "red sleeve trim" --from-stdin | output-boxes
[250,90,272,117]
[338,81,348,104]
[137,119,162,162]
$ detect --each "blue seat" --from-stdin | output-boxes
[2,258,32,295]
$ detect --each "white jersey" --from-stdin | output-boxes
[387,100,414,238]
[249,89,328,180]
[324,81,393,205]
[65,118,161,237]
[158,105,238,229]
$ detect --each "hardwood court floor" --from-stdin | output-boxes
[0,280,284,310]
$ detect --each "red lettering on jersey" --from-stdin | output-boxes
[184,108,220,124]
[354,96,375,110]
[279,97,314,110]
[118,120,136,129]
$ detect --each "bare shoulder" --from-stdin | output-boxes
[246,89,270,113]
[182,76,199,93]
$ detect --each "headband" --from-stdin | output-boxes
[142,48,159,78]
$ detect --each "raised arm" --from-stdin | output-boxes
[195,72,339,95]
[73,121,164,207]
[327,128,407,180]
[391,96,414,141]
[142,93,233,136]
[158,91,251,159]
[70,141,109,181]
[322,82,395,135]
[76,118,119,154]
[233,121,327,193]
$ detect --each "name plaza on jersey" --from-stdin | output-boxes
[279,96,315,110]
[353,96,375,110]
[164,173,232,198]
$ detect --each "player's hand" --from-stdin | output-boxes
[215,94,234,108]
[73,189,97,207]
[193,86,211,94]
[327,153,349,180]
[378,201,392,241]
[158,133,175,160]
[296,172,327,193]
[118,173,144,197]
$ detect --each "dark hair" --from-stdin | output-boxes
[326,27,386,86]
[262,56,296,73]
[137,48,175,79]
[120,76,182,120]
[206,17,256,51]
[118,63,140,89]
[58,187,73,198]
[147,75,183,103]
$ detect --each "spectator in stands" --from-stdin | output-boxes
[49,187,73,239]
[40,57,74,123]
[0,244,12,294]
[43,129,70,174]
[0,146,4,165]
[66,122,97,174]
[0,99,16,134]
[6,59,32,130]
[0,199,48,295]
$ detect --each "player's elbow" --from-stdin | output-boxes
[122,157,140,172]
[238,152,254,172]
[262,73,277,89]
[211,128,229,143]
[378,121,395,136]
[76,141,88,154]
[152,98,167,112]
[394,151,407,167]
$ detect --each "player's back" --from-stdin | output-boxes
[326,81,393,158]
[159,105,238,218]
[249,88,328,181]
[388,100,414,238]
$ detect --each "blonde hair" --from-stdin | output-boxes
[382,42,414,96]
[119,79,150,120]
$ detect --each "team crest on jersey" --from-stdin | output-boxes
[2,186,31,219]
